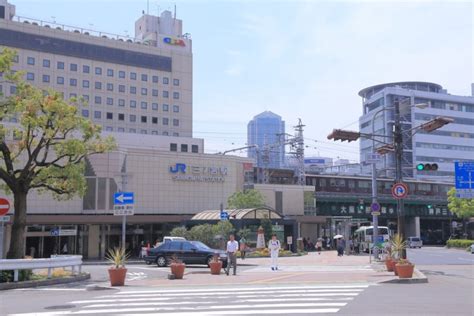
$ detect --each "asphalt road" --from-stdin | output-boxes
[406,246,474,265]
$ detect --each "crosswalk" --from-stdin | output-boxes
[10,284,371,315]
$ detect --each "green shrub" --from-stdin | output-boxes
[446,239,473,249]
[0,269,33,283]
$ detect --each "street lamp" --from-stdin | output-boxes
[327,99,453,259]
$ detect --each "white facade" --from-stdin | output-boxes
[0,0,192,137]
[359,82,474,181]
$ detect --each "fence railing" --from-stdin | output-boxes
[0,255,83,282]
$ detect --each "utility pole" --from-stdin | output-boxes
[121,172,128,249]
[294,119,305,186]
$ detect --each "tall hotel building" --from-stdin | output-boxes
[0,0,192,137]
[358,82,474,181]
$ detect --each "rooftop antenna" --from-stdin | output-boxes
[147,0,150,14]
[174,4,176,19]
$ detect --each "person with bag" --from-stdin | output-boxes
[226,234,239,276]
[315,239,322,255]
[239,236,247,260]
[268,234,281,271]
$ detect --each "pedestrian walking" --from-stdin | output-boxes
[268,234,281,271]
[337,238,346,256]
[226,234,238,276]
[348,238,354,255]
[315,239,322,254]
[239,236,247,260]
[302,237,308,251]
[62,243,68,255]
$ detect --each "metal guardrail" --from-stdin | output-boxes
[0,255,83,282]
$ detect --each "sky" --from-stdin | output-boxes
[10,0,473,162]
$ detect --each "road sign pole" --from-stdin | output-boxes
[0,221,4,259]
[121,173,128,249]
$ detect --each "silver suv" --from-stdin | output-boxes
[408,236,423,248]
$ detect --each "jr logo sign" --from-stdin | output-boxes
[170,163,186,174]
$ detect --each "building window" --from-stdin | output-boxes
[83,65,90,73]
[107,69,114,77]
[105,126,113,132]
[141,130,147,134]
[130,114,136,122]
[130,72,137,80]
[95,82,102,90]
[57,61,64,69]
[129,128,136,133]
[106,98,113,105]
[173,92,180,99]
[141,116,147,123]
[82,95,89,102]
[82,80,90,88]
[163,104,169,112]
[26,72,34,81]
[106,83,113,91]
[173,105,179,112]
[94,111,101,119]
[95,67,102,75]
[152,103,158,110]
[70,78,77,86]
[170,143,177,151]
[163,118,169,125]
[82,109,89,117]
[192,145,198,153]
[141,88,147,95]
[181,144,188,152]
[173,132,179,137]
[152,89,158,97]
[42,75,50,83]
[141,101,147,109]
[42,59,50,68]
[118,71,125,78]
[70,63,78,72]
[69,93,77,99]
[130,100,137,108]
[94,96,102,104]
[163,77,169,85]
[12,55,19,63]
[10,86,16,94]
[151,131,158,135]
[118,127,125,132]
[152,75,159,83]
[118,113,125,121]
[141,74,148,81]
[152,117,158,124]
[163,91,169,98]
[173,119,179,126]
[163,131,169,136]
[119,85,125,93]
[57,76,64,85]
[130,86,136,94]
[106,112,113,120]
[27,57,35,65]
[118,99,125,107]
[173,78,180,86]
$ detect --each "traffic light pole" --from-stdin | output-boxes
[393,98,406,258]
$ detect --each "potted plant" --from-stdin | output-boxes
[170,254,185,279]
[395,259,415,278]
[209,253,223,275]
[105,247,129,286]
[384,246,395,272]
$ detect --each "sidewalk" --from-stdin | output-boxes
[122,251,391,288]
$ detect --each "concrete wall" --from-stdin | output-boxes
[254,184,314,216]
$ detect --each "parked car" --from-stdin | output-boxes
[144,240,228,268]
[408,236,423,248]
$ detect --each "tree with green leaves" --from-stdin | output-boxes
[0,49,115,258]
[447,187,474,236]
[227,189,265,209]
[169,226,188,239]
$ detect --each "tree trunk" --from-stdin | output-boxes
[6,190,28,259]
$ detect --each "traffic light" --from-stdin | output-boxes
[327,129,360,142]
[427,204,433,209]
[358,199,365,211]
[416,163,438,171]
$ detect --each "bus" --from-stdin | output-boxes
[353,226,391,253]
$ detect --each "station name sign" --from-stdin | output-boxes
[169,163,228,182]
[163,37,186,47]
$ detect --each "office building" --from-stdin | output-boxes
[358,82,474,180]
[247,111,286,169]
[0,0,192,137]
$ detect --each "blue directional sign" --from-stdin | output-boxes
[455,161,474,189]
[50,228,59,236]
[114,192,134,205]
[220,211,229,221]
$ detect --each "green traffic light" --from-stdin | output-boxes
[417,164,424,171]
[427,204,433,209]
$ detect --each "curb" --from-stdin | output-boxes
[379,268,428,284]
[0,273,91,291]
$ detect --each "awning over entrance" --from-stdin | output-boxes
[191,207,283,221]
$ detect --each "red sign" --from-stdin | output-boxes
[391,183,408,199]
[0,198,10,216]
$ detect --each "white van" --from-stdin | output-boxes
[408,236,423,248]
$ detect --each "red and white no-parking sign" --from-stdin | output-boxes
[391,183,409,199]
[0,198,11,216]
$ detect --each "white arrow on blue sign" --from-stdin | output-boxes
[220,211,229,220]
[114,192,134,205]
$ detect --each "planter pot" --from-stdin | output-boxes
[394,263,399,276]
[385,258,395,272]
[396,263,415,278]
[170,263,186,279]
[209,261,223,275]
[108,267,127,286]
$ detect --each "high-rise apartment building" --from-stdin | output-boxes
[247,111,285,169]
[359,81,474,181]
[0,0,192,137]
